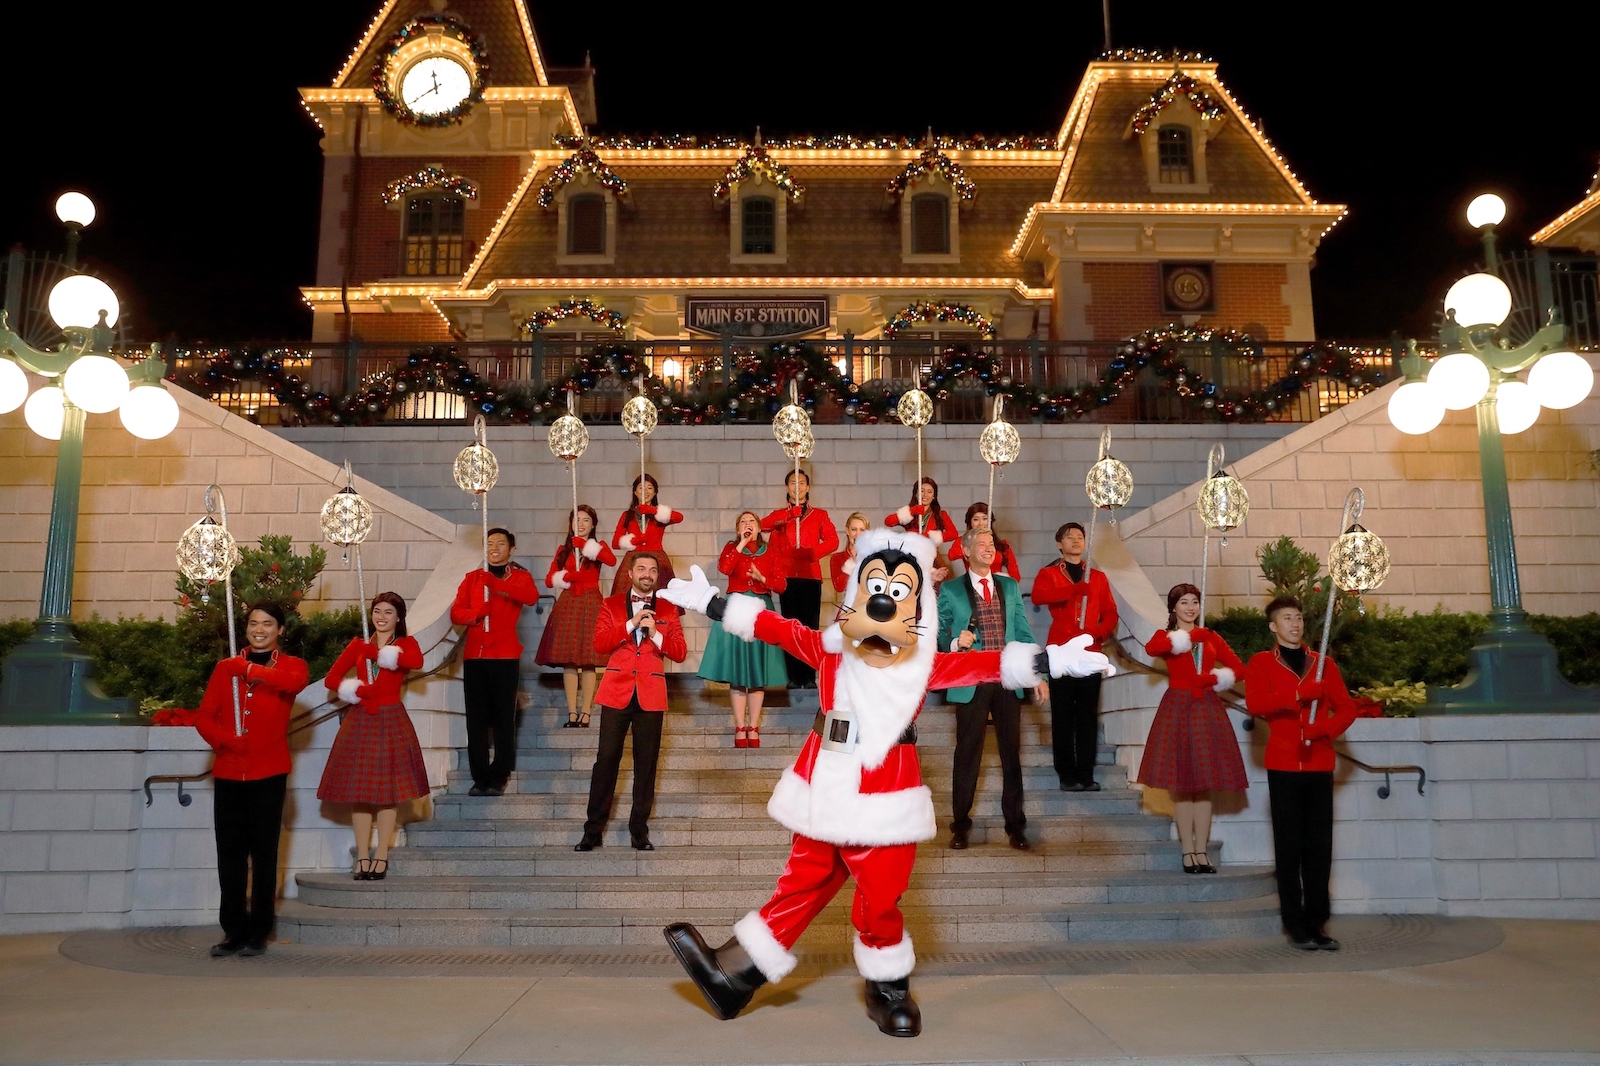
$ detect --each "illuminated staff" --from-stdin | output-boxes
[977,393,1020,520]
[454,415,500,632]
[1312,488,1391,725]
[1193,443,1249,668]
[549,383,591,544]
[896,378,934,514]
[320,460,376,683]
[622,376,658,539]
[771,379,812,549]
[1082,426,1134,627]
[176,485,244,735]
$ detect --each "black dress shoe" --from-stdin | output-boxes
[235,940,267,957]
[209,938,245,957]
[1289,934,1319,950]
[663,923,767,1020]
[468,786,487,797]
[1080,780,1102,792]
[1060,781,1084,792]
[485,786,505,797]
[948,831,969,850]
[631,835,655,851]
[1007,832,1030,851]
[864,977,921,1037]
[1312,934,1341,951]
[574,835,601,852]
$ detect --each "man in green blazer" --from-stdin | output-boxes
[937,529,1038,850]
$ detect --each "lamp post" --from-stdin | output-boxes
[1387,193,1598,714]
[0,194,179,723]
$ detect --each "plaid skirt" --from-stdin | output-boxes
[535,585,607,668]
[610,552,675,596]
[1137,687,1248,794]
[317,702,431,806]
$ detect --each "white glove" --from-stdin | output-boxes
[337,677,362,704]
[1046,633,1115,679]
[658,564,717,614]
[375,644,401,671]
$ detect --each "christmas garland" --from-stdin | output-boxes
[1100,48,1213,63]
[519,298,626,334]
[883,302,997,339]
[371,13,489,129]
[712,144,805,203]
[536,147,627,209]
[381,166,479,206]
[554,132,1056,152]
[886,148,976,202]
[1131,73,1224,135]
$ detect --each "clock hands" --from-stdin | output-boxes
[416,68,441,100]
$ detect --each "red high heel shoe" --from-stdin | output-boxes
[748,726,760,748]
[734,726,748,748]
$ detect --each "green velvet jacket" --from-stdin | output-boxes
[936,571,1032,702]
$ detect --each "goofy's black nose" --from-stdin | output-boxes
[866,593,898,622]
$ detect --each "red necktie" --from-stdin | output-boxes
[980,577,991,602]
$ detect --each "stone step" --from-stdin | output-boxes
[510,726,1113,754]
[275,892,1282,947]
[294,865,1275,911]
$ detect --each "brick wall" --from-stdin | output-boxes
[1081,261,1294,340]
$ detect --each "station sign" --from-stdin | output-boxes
[684,296,830,339]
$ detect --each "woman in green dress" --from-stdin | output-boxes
[699,510,789,747]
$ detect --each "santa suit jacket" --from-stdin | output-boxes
[611,504,683,555]
[592,591,687,711]
[759,504,839,581]
[716,595,1042,847]
[449,563,540,659]
[1244,647,1370,772]
[193,650,309,781]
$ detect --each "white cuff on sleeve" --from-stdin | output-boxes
[895,505,913,526]
[581,539,602,560]
[1167,629,1193,654]
[1213,666,1236,694]
[375,644,401,671]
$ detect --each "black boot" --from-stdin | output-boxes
[663,923,767,1020]
[864,977,921,1037]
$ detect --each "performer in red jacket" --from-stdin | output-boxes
[610,472,684,595]
[535,504,616,728]
[190,602,309,957]
[1245,596,1382,950]
[1031,521,1120,791]
[959,502,1020,581]
[830,512,871,594]
[318,593,429,881]
[449,527,539,795]
[884,477,959,580]
[1138,583,1248,875]
[759,469,839,688]
[576,552,688,852]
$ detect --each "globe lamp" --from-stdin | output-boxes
[1465,193,1506,229]
[62,354,129,414]
[24,384,65,440]
[1494,379,1540,435]
[1444,272,1512,329]
[118,383,179,439]
[1428,352,1491,410]
[1526,351,1594,411]
[47,275,120,330]
[0,359,27,414]
[1386,379,1446,435]
[54,192,96,228]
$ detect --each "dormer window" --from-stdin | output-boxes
[742,197,777,255]
[403,194,466,275]
[554,176,618,265]
[1157,127,1193,184]
[567,194,606,255]
[718,143,798,265]
[911,194,950,255]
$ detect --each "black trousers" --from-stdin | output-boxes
[1048,673,1103,788]
[463,658,520,788]
[1267,769,1336,939]
[583,695,664,839]
[213,774,287,944]
[951,683,1025,836]
[778,578,822,686]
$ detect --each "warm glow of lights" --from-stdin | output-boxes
[1386,380,1446,435]
[0,359,27,414]
[1428,352,1491,410]
[1494,379,1540,435]
[1010,201,1346,258]
[1466,194,1507,229]
[1444,273,1513,328]
[661,358,683,380]
[1532,189,1600,246]
[24,384,65,440]
[119,383,180,439]
[332,0,548,89]
[61,354,129,414]
[55,192,96,228]
[48,275,120,330]
[1527,351,1595,410]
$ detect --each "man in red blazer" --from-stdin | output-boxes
[577,552,687,851]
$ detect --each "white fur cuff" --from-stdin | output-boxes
[895,505,913,525]
[720,593,764,642]
[928,530,944,545]
[841,556,858,576]
[581,539,602,560]
[376,644,401,671]
[618,533,637,551]
[337,678,361,704]
[853,933,915,981]
[1167,629,1193,654]
[550,572,571,591]
[734,910,797,983]
[1213,666,1236,694]
[1000,642,1044,690]
[655,503,677,523]
[821,624,844,654]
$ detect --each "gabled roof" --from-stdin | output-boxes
[334,0,548,89]
[1532,168,1600,250]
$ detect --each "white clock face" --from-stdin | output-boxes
[400,56,472,117]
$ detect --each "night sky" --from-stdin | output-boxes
[2,1,1591,343]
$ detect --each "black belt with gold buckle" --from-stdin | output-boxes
[811,710,916,747]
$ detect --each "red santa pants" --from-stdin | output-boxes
[758,833,917,950]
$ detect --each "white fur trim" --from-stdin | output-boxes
[895,505,914,526]
[1167,629,1193,654]
[821,624,844,654]
[766,762,937,847]
[720,593,764,642]
[1213,666,1236,694]
[654,504,679,524]
[581,538,602,560]
[336,678,361,704]
[853,932,915,981]
[550,572,571,591]
[1000,641,1044,690]
[375,644,401,671]
[618,533,637,551]
[841,556,858,576]
[928,530,944,545]
[733,910,797,983]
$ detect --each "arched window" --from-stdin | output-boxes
[1157,127,1193,184]
[404,194,465,275]
[741,197,776,255]
[911,193,950,255]
[567,194,607,256]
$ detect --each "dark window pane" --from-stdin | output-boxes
[1158,127,1193,183]
[911,194,949,255]
[403,195,465,275]
[569,195,606,255]
[742,197,776,255]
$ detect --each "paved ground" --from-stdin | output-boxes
[1,918,1596,1066]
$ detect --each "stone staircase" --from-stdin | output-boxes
[279,677,1280,947]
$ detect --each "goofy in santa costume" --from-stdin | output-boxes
[658,529,1112,1037]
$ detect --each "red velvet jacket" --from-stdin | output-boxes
[1245,647,1376,771]
[1144,627,1245,693]
[830,550,856,593]
[1031,562,1118,650]
[450,563,540,659]
[719,539,788,596]
[545,537,616,594]
[193,650,309,781]
[611,504,683,555]
[593,592,687,711]
[760,505,839,581]
[324,635,423,707]
[884,506,961,551]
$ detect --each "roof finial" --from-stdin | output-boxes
[924,125,934,149]
[583,50,592,69]
[754,125,762,149]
